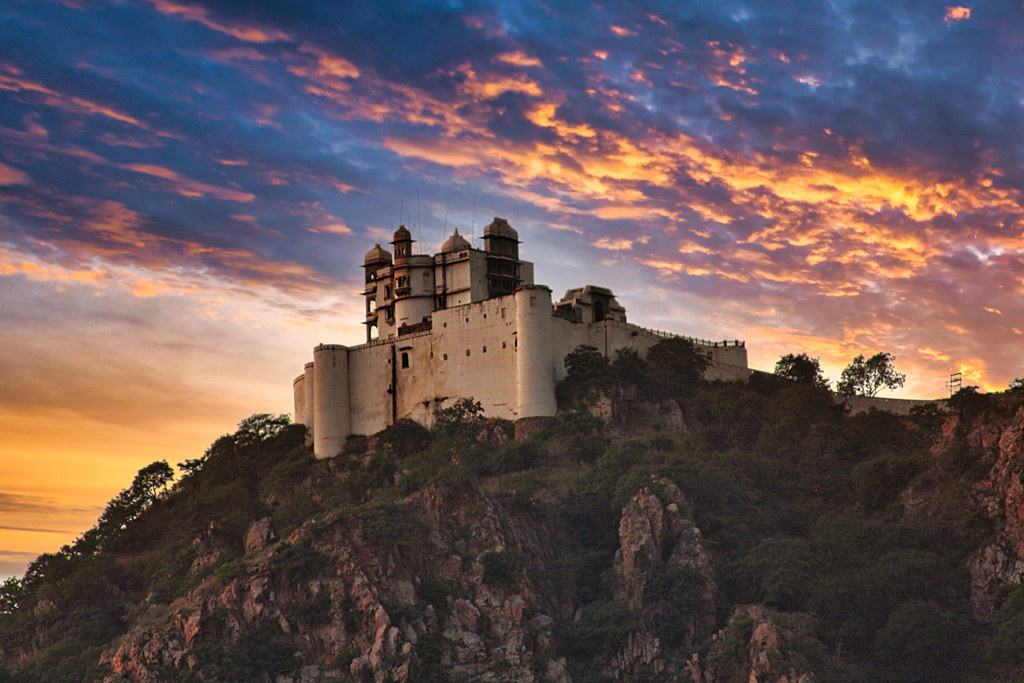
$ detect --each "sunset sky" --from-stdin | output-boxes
[2,0,1023,577]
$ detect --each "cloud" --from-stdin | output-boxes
[945,6,971,24]
[148,0,291,43]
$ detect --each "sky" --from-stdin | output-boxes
[1,0,1023,577]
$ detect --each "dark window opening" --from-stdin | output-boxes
[401,352,410,369]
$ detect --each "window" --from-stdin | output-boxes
[482,346,487,353]
[466,349,471,356]
[443,353,448,361]
[401,352,410,369]
[502,341,507,349]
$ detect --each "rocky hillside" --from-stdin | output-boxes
[3,343,1024,682]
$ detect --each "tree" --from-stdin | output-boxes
[645,337,708,399]
[774,353,830,389]
[837,353,906,397]
[1009,378,1024,393]
[234,413,291,447]
[564,345,610,385]
[0,578,23,616]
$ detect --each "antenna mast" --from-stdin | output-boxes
[946,371,962,396]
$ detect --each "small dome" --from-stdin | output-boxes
[364,243,392,264]
[392,224,412,242]
[483,216,519,241]
[440,228,471,253]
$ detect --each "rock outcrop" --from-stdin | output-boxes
[686,606,818,683]
[101,484,571,682]
[959,405,1024,620]
[606,475,717,680]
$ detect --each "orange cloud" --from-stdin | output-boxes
[0,162,28,185]
[945,6,971,23]
[148,0,290,43]
[495,51,542,68]
[121,163,256,202]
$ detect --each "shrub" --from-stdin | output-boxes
[561,600,637,659]
[480,550,522,591]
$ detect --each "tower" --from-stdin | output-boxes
[363,243,392,342]
[292,373,306,426]
[514,285,556,434]
[483,217,522,297]
[391,225,435,331]
[312,345,349,459]
[303,362,315,447]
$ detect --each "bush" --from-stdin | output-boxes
[987,585,1024,665]
[561,600,637,659]
[480,550,522,591]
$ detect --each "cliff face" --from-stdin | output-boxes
[928,405,1024,621]
[6,377,1024,682]
[102,483,572,682]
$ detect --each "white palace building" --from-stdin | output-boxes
[292,218,749,459]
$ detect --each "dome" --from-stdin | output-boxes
[363,243,392,265]
[483,216,519,241]
[392,224,412,242]
[440,228,471,253]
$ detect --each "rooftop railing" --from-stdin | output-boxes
[628,322,745,348]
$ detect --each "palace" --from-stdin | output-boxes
[292,218,750,459]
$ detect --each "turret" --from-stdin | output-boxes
[392,224,413,260]
[483,217,522,297]
[303,362,315,447]
[292,373,306,426]
[312,345,349,459]
[440,228,471,253]
[391,225,435,332]
[363,244,392,342]
[514,285,556,436]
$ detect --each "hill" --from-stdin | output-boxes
[3,341,1024,682]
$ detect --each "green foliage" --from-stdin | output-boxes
[871,600,969,681]
[480,550,522,591]
[644,337,707,400]
[377,419,431,458]
[219,621,295,679]
[774,353,830,389]
[947,385,989,415]
[434,398,484,432]
[234,413,291,447]
[643,567,703,647]
[837,352,906,397]
[851,452,924,509]
[0,578,23,617]
[988,586,1024,665]
[561,600,637,659]
[559,345,613,408]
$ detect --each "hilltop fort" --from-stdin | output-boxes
[291,218,749,459]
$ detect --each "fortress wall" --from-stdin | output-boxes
[348,342,392,436]
[423,295,519,422]
[346,295,521,435]
[843,395,946,415]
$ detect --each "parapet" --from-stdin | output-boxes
[304,361,314,369]
[314,343,349,351]
[293,374,305,385]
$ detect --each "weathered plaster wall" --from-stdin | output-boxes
[307,292,754,453]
